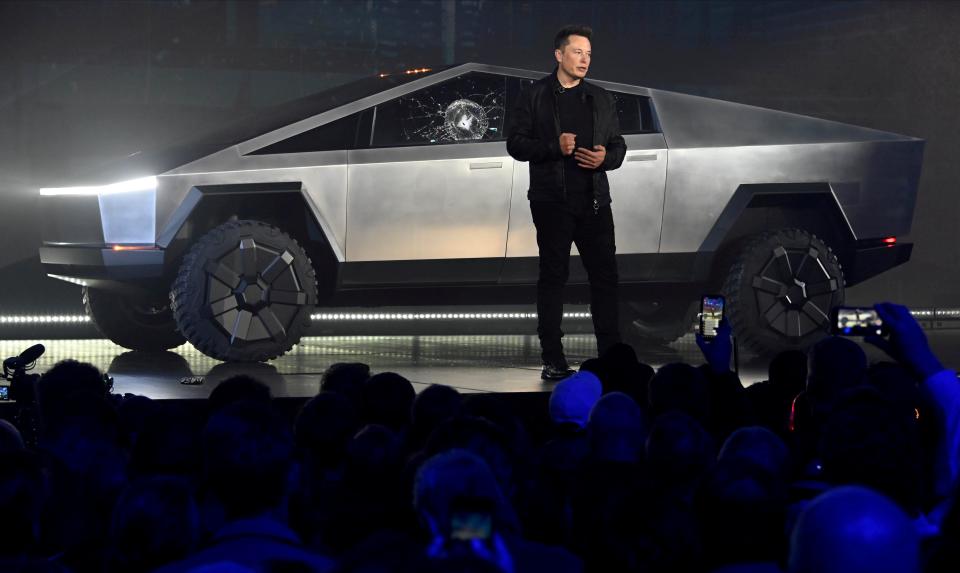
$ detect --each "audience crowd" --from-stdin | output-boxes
[1,301,959,572]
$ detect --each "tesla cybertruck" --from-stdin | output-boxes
[38,63,922,361]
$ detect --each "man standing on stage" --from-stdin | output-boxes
[507,25,627,380]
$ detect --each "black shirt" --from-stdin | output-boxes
[556,78,594,199]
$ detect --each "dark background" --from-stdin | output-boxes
[1,0,958,316]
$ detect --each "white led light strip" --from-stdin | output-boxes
[310,312,592,321]
[0,312,590,325]
[1,309,956,326]
[0,316,91,324]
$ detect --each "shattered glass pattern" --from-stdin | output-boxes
[442,99,489,141]
[373,72,505,146]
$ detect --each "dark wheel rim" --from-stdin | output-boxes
[750,244,839,338]
[203,236,308,345]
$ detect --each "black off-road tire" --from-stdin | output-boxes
[170,220,318,362]
[722,228,844,355]
[619,298,698,346]
[83,286,186,351]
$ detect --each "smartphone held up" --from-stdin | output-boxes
[831,307,887,337]
[699,295,725,339]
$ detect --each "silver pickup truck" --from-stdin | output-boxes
[38,63,922,362]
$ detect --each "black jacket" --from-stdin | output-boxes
[506,68,627,205]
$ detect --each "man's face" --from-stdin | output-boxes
[555,34,591,80]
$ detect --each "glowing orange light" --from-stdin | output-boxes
[378,68,430,78]
[111,245,156,251]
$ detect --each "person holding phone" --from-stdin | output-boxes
[507,25,628,380]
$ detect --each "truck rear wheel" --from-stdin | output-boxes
[83,287,186,351]
[170,220,317,362]
[722,228,844,355]
[619,298,698,346]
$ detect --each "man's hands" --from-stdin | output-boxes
[865,302,946,380]
[696,317,734,375]
[575,145,606,169]
[558,133,606,169]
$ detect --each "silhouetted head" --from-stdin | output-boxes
[320,362,370,404]
[39,359,110,423]
[294,391,360,467]
[0,419,25,453]
[865,362,925,422]
[769,349,808,393]
[207,374,271,416]
[202,400,294,520]
[129,413,201,478]
[806,336,867,404]
[105,476,199,573]
[115,395,158,449]
[789,486,919,573]
[413,449,518,538]
[462,394,530,460]
[698,457,789,567]
[818,387,921,514]
[347,424,403,476]
[718,426,791,479]
[425,416,515,497]
[646,411,714,493]
[587,391,645,463]
[600,343,654,407]
[410,384,462,450]
[648,362,709,424]
[550,370,603,429]
[579,357,606,380]
[362,372,416,431]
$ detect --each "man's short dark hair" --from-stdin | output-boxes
[554,25,593,51]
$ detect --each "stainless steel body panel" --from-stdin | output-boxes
[153,153,349,260]
[154,150,349,258]
[659,140,924,253]
[347,142,513,266]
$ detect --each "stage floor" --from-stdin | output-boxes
[3,330,958,400]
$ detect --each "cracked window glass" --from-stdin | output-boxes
[372,72,506,147]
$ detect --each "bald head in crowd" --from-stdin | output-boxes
[789,486,919,573]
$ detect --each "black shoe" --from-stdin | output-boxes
[541,362,576,381]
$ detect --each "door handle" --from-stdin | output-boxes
[627,154,659,162]
[469,161,503,170]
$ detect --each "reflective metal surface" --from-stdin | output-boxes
[347,143,513,263]
[5,330,958,400]
[40,62,922,288]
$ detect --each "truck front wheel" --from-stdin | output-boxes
[170,220,317,362]
[722,228,844,355]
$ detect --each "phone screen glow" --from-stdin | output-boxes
[702,296,724,337]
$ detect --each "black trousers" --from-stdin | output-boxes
[531,197,621,364]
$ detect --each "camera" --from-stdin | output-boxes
[831,306,886,337]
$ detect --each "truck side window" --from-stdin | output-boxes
[372,72,507,147]
[248,108,373,155]
[610,92,659,134]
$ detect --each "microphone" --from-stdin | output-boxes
[4,344,45,371]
